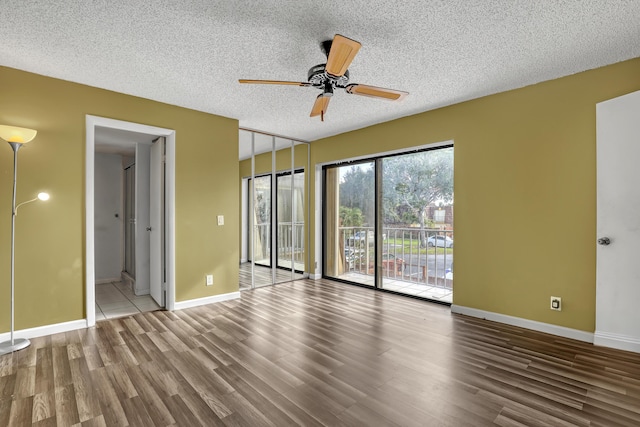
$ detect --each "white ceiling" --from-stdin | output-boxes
[2,1,639,153]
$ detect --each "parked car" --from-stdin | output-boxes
[426,235,453,248]
[347,230,374,246]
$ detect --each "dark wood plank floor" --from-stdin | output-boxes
[1,278,640,426]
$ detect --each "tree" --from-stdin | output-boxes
[339,164,375,225]
[339,206,364,227]
[382,148,453,245]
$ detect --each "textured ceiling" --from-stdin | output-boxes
[1,1,639,150]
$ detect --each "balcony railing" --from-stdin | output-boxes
[252,222,305,270]
[340,226,453,290]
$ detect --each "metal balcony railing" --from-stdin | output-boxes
[341,226,453,290]
[252,222,305,270]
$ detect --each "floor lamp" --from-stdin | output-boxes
[0,125,49,356]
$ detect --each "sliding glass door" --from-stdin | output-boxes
[323,146,454,303]
[249,175,272,267]
[324,161,375,287]
[277,171,305,272]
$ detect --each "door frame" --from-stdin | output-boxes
[85,115,176,327]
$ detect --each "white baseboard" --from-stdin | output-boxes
[0,319,87,343]
[174,291,241,311]
[451,305,594,343]
[594,331,640,353]
[309,273,322,280]
[240,258,248,263]
[96,277,120,285]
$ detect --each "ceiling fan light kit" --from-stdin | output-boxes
[239,34,408,121]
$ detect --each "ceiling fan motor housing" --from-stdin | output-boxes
[307,64,350,88]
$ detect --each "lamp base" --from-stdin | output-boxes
[0,338,31,356]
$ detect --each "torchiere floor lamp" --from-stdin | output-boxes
[0,125,49,356]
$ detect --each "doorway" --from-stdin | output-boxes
[86,116,176,327]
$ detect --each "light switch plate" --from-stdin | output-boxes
[217,215,224,226]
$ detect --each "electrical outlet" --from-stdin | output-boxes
[217,215,224,226]
[550,296,561,311]
[206,275,214,286]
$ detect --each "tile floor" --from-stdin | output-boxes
[95,281,162,321]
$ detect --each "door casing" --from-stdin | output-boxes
[85,115,176,327]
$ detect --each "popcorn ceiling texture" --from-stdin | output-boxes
[1,0,639,144]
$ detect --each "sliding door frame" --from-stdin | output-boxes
[318,140,454,304]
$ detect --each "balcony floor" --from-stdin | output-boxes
[336,272,453,304]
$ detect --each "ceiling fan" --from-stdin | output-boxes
[239,34,408,121]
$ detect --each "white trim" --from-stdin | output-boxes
[174,291,241,311]
[594,331,640,353]
[95,277,121,285]
[308,273,322,280]
[314,164,323,278]
[0,320,87,342]
[86,121,96,327]
[86,115,177,327]
[451,305,594,343]
[241,178,248,263]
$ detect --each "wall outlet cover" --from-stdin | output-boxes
[550,296,562,311]
[206,275,214,286]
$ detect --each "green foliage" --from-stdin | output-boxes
[337,148,453,232]
[339,165,375,224]
[339,206,364,227]
[382,148,453,229]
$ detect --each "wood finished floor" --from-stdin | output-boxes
[1,278,640,426]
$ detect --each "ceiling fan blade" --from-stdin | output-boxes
[239,79,311,86]
[345,84,408,101]
[310,94,331,120]
[325,34,361,77]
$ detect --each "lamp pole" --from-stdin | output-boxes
[0,142,31,355]
[0,125,43,355]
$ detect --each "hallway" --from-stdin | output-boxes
[95,281,161,320]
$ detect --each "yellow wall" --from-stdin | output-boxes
[4,57,640,336]
[0,67,239,332]
[239,143,309,177]
[309,58,640,332]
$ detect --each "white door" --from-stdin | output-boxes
[135,144,151,295]
[596,90,640,353]
[150,137,165,306]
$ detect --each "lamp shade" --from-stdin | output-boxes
[0,125,37,144]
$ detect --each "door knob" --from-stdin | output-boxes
[597,237,611,245]
[146,227,152,231]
